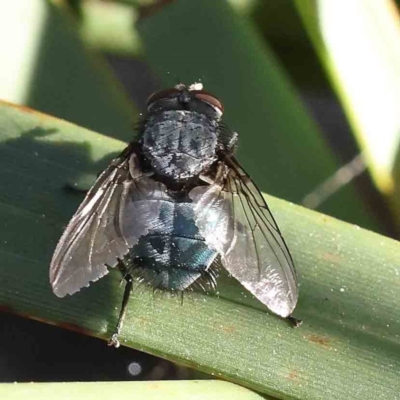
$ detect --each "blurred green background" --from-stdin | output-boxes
[0,0,400,398]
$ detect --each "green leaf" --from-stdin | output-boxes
[0,381,265,400]
[137,0,383,232]
[295,0,400,226]
[79,1,143,57]
[0,1,137,141]
[1,101,399,399]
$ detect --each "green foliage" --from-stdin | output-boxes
[0,381,265,400]
[0,102,399,399]
[0,1,399,399]
[138,0,382,232]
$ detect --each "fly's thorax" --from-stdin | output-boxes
[141,110,219,181]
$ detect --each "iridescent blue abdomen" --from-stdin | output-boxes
[128,196,218,291]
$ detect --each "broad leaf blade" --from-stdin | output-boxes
[0,102,399,399]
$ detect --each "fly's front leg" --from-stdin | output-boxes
[107,258,133,348]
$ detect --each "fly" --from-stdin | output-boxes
[50,83,300,347]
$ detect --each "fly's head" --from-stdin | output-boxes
[146,83,224,121]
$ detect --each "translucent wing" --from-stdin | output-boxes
[190,158,298,317]
[50,145,166,297]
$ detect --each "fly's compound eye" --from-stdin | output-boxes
[146,88,181,107]
[193,91,224,114]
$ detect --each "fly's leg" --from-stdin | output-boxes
[287,315,303,328]
[107,276,132,348]
[107,258,133,348]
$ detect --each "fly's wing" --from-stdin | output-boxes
[50,145,165,297]
[190,158,298,317]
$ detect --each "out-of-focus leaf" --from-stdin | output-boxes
[0,0,136,141]
[250,0,311,46]
[295,0,400,227]
[136,0,383,233]
[0,381,265,400]
[79,1,143,57]
[0,101,399,399]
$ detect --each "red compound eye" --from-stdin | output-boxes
[146,88,181,106]
[193,91,224,113]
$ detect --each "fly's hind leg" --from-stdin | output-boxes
[107,258,133,348]
[286,315,303,328]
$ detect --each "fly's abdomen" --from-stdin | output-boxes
[128,198,217,291]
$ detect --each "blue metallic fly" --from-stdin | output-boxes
[50,83,300,347]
